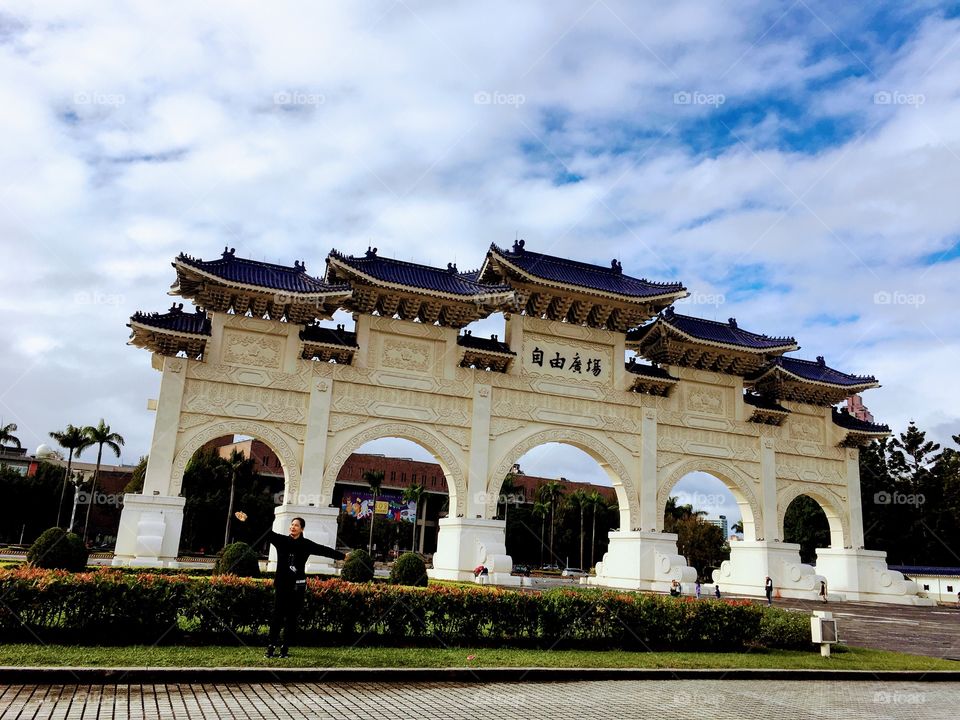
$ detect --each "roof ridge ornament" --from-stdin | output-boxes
[664,306,675,317]
[365,246,378,258]
[222,247,235,258]
[611,259,622,274]
[294,260,306,272]
[817,355,826,366]
[447,262,458,274]
[512,238,525,253]
[169,302,184,314]
[728,317,738,328]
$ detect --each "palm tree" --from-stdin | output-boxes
[363,470,384,557]
[571,489,589,570]
[49,424,92,528]
[537,480,565,566]
[531,500,549,567]
[0,422,21,449]
[587,490,604,569]
[81,419,125,543]
[402,482,424,552]
[499,472,518,525]
[221,449,254,547]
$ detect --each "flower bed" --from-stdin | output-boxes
[0,568,810,650]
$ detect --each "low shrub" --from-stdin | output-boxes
[389,553,427,587]
[26,528,88,572]
[340,550,374,583]
[213,542,260,578]
[756,606,810,649]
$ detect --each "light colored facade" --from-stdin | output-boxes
[115,244,930,604]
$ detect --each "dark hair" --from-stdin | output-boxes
[292,517,306,529]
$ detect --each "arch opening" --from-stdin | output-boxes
[779,488,847,554]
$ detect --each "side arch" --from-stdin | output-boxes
[777,483,849,549]
[170,419,303,497]
[321,422,468,518]
[487,427,638,529]
[658,458,762,541]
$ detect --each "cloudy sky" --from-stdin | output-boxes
[2,2,959,525]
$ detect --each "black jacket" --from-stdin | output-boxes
[268,531,345,586]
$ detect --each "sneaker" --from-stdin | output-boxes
[279,646,289,659]
[265,645,275,658]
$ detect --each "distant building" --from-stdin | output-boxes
[845,394,874,423]
[707,514,728,537]
[889,566,960,603]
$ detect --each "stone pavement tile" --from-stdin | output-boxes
[2,680,958,719]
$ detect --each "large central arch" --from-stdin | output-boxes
[777,483,849,549]
[320,421,468,518]
[487,427,638,530]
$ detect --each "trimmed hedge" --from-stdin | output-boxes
[389,552,427,587]
[27,528,89,572]
[0,567,812,651]
[340,550,374,583]
[214,542,260,578]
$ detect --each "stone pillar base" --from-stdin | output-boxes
[428,517,520,587]
[267,505,341,575]
[713,541,823,600]
[588,531,696,592]
[815,548,935,605]
[112,494,185,568]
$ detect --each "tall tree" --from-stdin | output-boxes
[49,424,92,528]
[81,419,124,542]
[531,500,549,567]
[536,480,565,565]
[498,472,518,526]
[402,482,424,552]
[363,470,384,557]
[0,422,21,449]
[586,490,604,569]
[782,495,831,563]
[570,489,589,569]
[221,449,254,548]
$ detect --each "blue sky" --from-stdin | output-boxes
[2,1,960,527]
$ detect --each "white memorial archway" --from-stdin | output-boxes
[114,243,929,604]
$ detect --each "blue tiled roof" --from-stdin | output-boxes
[766,356,878,387]
[889,566,960,578]
[832,408,890,433]
[327,248,511,297]
[129,304,211,335]
[629,308,797,350]
[177,248,348,294]
[625,360,677,380]
[484,241,685,298]
[299,324,358,347]
[457,332,514,354]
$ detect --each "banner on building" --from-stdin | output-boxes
[341,490,416,522]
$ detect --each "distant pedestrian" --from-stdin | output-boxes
[765,576,773,606]
[819,580,828,603]
[670,579,681,597]
[956,589,959,607]
[714,584,721,599]
[695,581,701,599]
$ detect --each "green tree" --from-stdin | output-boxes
[498,472,518,525]
[221,449,255,548]
[402,482,424,552]
[536,480,565,566]
[81,419,124,543]
[570,489,589,569]
[49,424,92,528]
[363,470,384,557]
[0,422,21,449]
[586,490,604,569]
[123,455,148,494]
[531,500,549,567]
[673,516,726,581]
[782,495,831,563]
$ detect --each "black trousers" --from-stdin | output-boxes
[269,582,306,646]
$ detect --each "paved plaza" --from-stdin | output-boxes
[1,680,957,719]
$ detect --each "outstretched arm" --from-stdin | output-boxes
[305,539,345,561]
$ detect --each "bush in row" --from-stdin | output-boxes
[0,567,812,651]
[340,550,374,583]
[214,542,260,578]
[26,528,89,572]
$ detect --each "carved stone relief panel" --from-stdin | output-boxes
[331,382,470,426]
[221,329,284,369]
[183,379,306,424]
[188,361,310,392]
[776,455,845,485]
[685,385,725,416]
[380,337,434,374]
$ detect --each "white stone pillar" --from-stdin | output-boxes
[113,494,185,567]
[467,384,492,519]
[844,448,865,549]
[815,548,933,605]
[142,357,187,495]
[428,517,519,586]
[639,408,658,532]
[713,540,822,600]
[300,376,333,505]
[758,437,777,542]
[589,531,696,592]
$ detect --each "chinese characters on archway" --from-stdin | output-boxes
[531,346,602,376]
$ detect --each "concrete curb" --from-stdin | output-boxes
[1,667,958,684]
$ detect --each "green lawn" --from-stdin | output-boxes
[0,644,953,670]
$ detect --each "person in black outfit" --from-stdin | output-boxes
[265,516,344,658]
[765,576,774,606]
